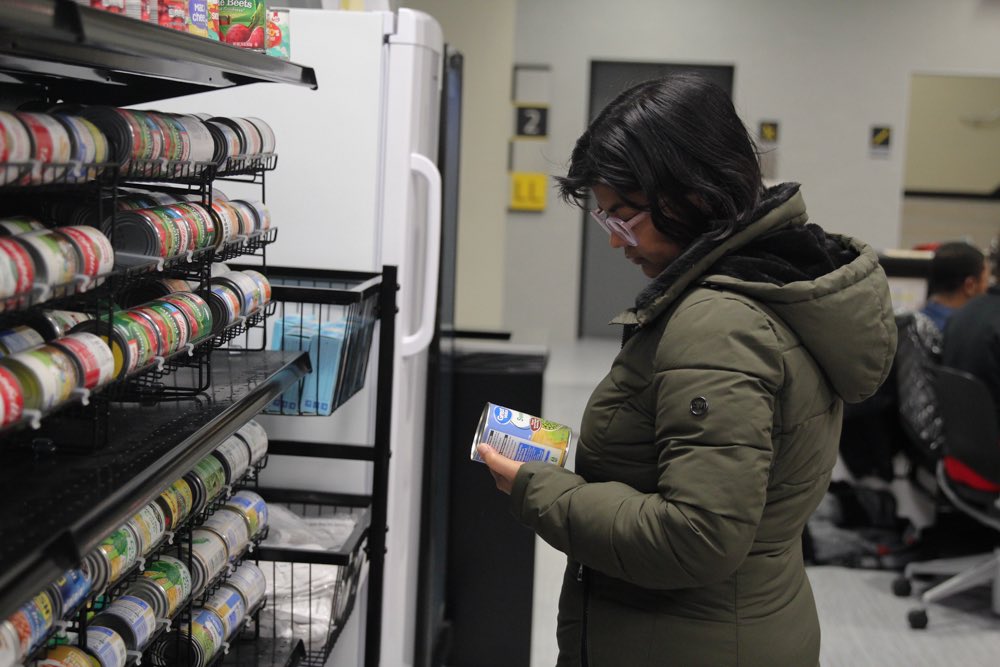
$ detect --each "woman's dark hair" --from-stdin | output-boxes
[556,73,763,245]
[929,241,985,295]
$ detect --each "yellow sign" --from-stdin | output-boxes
[759,121,779,143]
[509,172,547,212]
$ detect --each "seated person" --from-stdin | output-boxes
[942,242,1000,416]
[897,242,987,469]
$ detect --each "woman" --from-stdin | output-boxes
[477,74,897,666]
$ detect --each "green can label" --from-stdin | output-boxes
[219,0,266,50]
[194,456,226,503]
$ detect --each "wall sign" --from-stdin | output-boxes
[870,125,892,157]
[515,105,549,139]
[509,172,547,212]
[758,120,779,143]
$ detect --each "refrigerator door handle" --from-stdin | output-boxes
[401,152,442,358]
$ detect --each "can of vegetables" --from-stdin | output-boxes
[218,0,266,51]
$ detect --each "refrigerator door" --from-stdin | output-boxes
[379,9,443,667]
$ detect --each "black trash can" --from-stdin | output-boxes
[445,340,548,667]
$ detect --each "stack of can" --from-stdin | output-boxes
[155,477,194,533]
[128,502,168,558]
[184,454,227,516]
[126,555,193,620]
[183,528,230,599]
[0,223,113,297]
[84,523,140,595]
[212,433,252,485]
[0,110,108,185]
[236,419,269,467]
[225,490,268,539]
[90,594,157,653]
[199,270,271,335]
[79,108,216,175]
[101,201,217,260]
[85,625,128,667]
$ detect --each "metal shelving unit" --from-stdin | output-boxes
[0,0,318,106]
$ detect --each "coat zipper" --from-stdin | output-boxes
[578,563,590,667]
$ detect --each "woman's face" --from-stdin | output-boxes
[591,183,685,278]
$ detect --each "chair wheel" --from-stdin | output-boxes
[908,608,928,629]
[892,576,912,597]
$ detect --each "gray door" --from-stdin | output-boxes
[579,62,734,338]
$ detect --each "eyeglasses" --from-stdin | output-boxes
[590,208,647,246]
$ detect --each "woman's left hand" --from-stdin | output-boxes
[477,443,524,495]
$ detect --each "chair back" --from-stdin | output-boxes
[894,312,943,467]
[933,365,1000,486]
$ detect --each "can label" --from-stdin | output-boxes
[0,325,44,357]
[129,504,164,556]
[53,332,114,389]
[190,608,225,661]
[203,509,249,560]
[132,111,164,163]
[46,310,92,335]
[191,528,229,584]
[265,10,290,60]
[102,595,156,649]
[18,346,79,409]
[159,0,189,30]
[471,403,572,467]
[143,556,192,617]
[164,292,212,343]
[0,365,22,427]
[238,420,268,464]
[226,563,266,609]
[0,238,34,296]
[50,568,92,614]
[226,491,266,536]
[116,310,158,369]
[86,625,127,667]
[204,585,245,639]
[59,226,114,278]
[158,478,193,529]
[215,435,250,483]
[115,109,153,164]
[20,230,79,286]
[0,216,45,235]
[193,455,226,503]
[100,526,139,584]
[10,592,53,654]
[41,645,95,667]
[146,301,190,351]
[134,307,175,357]
[241,270,271,304]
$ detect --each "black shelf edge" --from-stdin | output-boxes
[0,0,318,106]
[267,440,377,462]
[0,349,310,620]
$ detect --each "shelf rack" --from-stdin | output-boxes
[0,349,310,621]
[0,0,317,106]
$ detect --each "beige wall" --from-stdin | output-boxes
[905,74,1000,193]
[402,0,517,331]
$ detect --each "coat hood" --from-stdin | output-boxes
[612,183,896,403]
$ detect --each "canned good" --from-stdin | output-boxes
[226,200,257,236]
[45,644,98,667]
[92,595,156,651]
[0,237,35,300]
[470,403,573,467]
[0,365,23,427]
[219,271,262,316]
[225,490,267,537]
[199,284,240,334]
[206,119,243,159]
[171,115,215,164]
[0,344,80,411]
[236,419,268,465]
[212,434,251,484]
[0,111,32,186]
[132,305,176,358]
[155,477,193,531]
[15,112,71,183]
[51,332,115,390]
[86,625,127,667]
[17,229,80,287]
[203,584,245,639]
[97,523,140,585]
[157,205,194,253]
[144,300,191,353]
[58,226,114,283]
[245,117,276,154]
[56,115,108,181]
[131,555,192,619]
[128,502,167,557]
[149,608,224,667]
[0,325,44,357]
[174,202,216,250]
[202,508,249,563]
[158,0,188,31]
[9,591,54,655]
[0,216,45,236]
[184,528,229,598]
[225,562,266,611]
[25,310,92,340]
[241,269,272,305]
[195,455,226,505]
[161,292,212,344]
[232,199,271,232]
[47,568,92,619]
[0,620,19,666]
[71,312,147,380]
[157,113,191,163]
[231,118,262,156]
[83,549,109,597]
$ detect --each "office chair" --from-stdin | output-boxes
[893,312,944,492]
[892,365,1000,629]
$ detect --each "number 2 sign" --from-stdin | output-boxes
[515,105,549,138]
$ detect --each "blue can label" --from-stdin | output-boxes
[471,402,572,466]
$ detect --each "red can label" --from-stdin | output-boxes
[0,238,34,296]
[54,332,114,390]
[0,365,23,427]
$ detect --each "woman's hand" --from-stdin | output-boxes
[477,443,524,495]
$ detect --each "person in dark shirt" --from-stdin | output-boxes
[922,241,988,332]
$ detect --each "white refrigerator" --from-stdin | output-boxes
[142,8,444,666]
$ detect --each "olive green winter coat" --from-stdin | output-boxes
[511,185,896,667]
